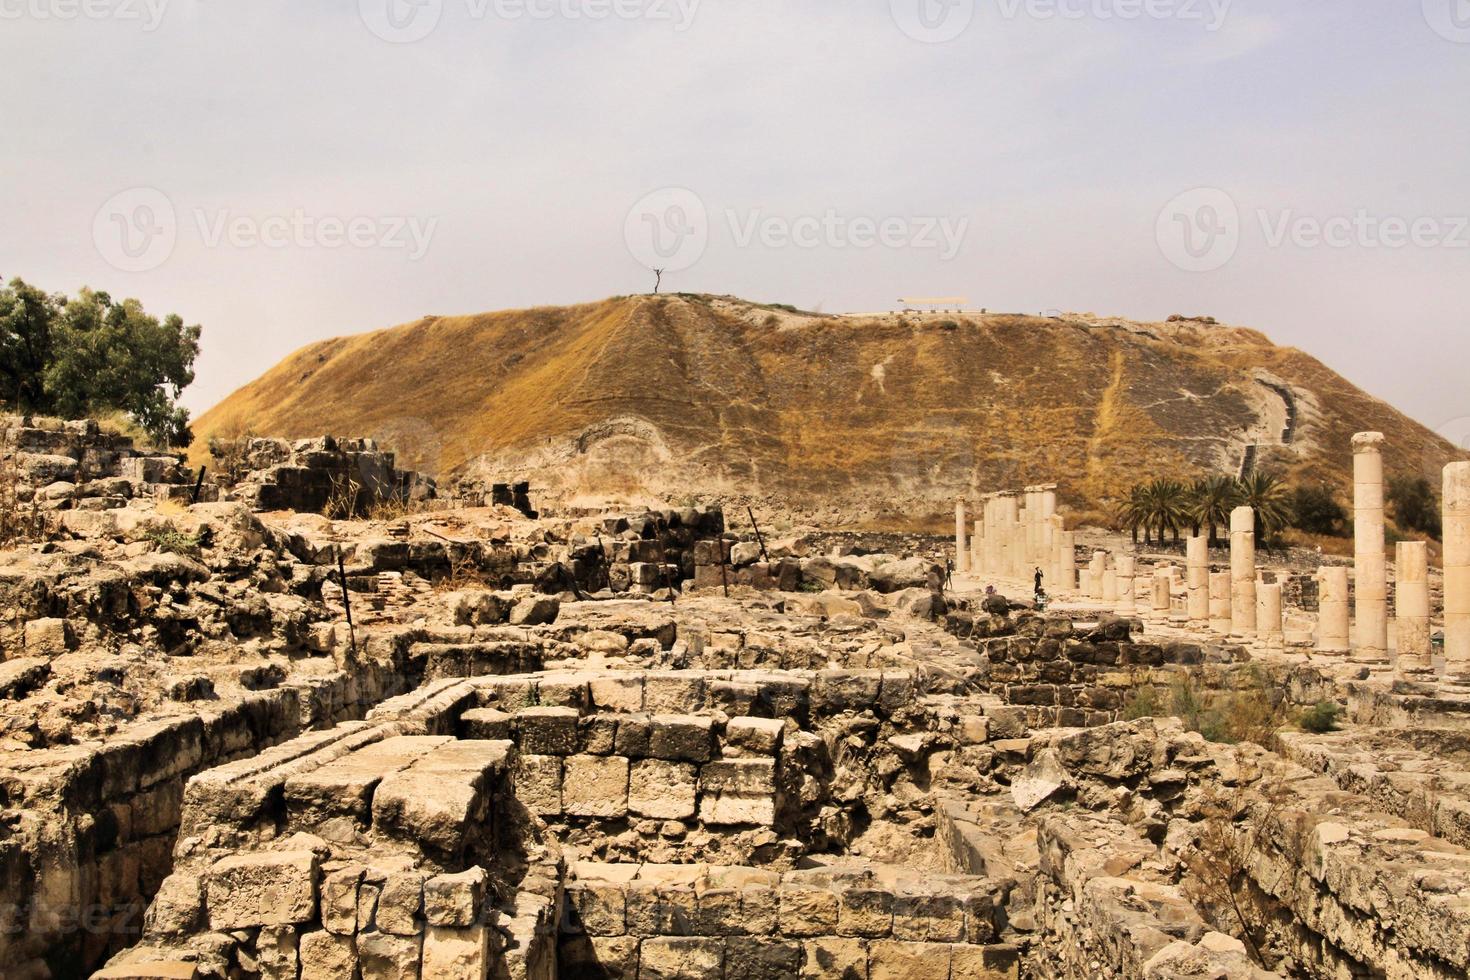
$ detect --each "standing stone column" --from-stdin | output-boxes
[1186,535,1210,624]
[1317,566,1350,654]
[1101,563,1118,604]
[955,499,970,575]
[1353,433,1389,661]
[1445,462,1470,677]
[1087,552,1106,600]
[1114,555,1136,615]
[1048,515,1066,590]
[972,519,984,575]
[1395,541,1432,674]
[1056,529,1077,592]
[1258,581,1284,648]
[1230,506,1257,638]
[1208,571,1231,632]
[1152,569,1172,617]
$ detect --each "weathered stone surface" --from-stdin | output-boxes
[205,851,318,930]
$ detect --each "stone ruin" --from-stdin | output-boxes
[2,420,1470,979]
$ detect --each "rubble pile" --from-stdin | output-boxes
[3,422,1469,979]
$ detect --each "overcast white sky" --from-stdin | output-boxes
[2,0,1467,439]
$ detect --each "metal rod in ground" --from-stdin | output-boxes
[747,506,769,563]
[656,532,677,605]
[191,466,206,505]
[719,539,729,598]
[336,546,357,656]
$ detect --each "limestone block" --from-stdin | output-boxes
[638,936,725,979]
[948,942,1021,979]
[741,883,779,936]
[837,888,894,938]
[420,924,492,980]
[375,871,424,936]
[206,850,319,930]
[649,715,714,762]
[143,873,202,935]
[299,930,358,980]
[23,617,68,656]
[357,930,422,979]
[284,735,451,827]
[723,936,802,979]
[724,716,785,755]
[424,867,488,929]
[892,893,964,943]
[699,759,777,826]
[508,594,559,626]
[460,707,513,740]
[590,675,644,713]
[579,714,620,755]
[516,754,564,816]
[256,925,301,980]
[322,865,365,935]
[868,939,951,980]
[569,880,628,935]
[615,714,652,757]
[517,706,581,755]
[629,760,698,820]
[643,673,706,714]
[779,885,840,936]
[563,754,631,819]
[801,937,868,979]
[372,740,510,858]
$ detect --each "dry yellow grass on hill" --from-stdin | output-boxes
[191,294,1464,529]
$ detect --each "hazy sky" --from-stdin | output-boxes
[2,0,1467,440]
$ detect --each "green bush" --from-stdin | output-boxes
[143,526,202,558]
[1298,701,1342,734]
[1122,685,1164,720]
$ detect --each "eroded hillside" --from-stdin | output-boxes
[192,295,1459,528]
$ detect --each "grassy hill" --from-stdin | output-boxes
[191,294,1463,530]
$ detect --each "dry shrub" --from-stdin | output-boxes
[322,472,363,520]
[1182,766,1309,969]
[207,417,256,488]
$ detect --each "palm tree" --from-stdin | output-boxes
[1119,485,1151,544]
[1238,471,1292,546]
[1138,478,1190,545]
[1189,475,1242,546]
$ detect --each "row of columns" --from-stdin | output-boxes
[952,447,1470,681]
[960,485,1069,589]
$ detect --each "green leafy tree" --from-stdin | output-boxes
[1387,475,1441,538]
[0,278,200,446]
[1289,484,1349,536]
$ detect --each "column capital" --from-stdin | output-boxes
[1352,431,1385,452]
